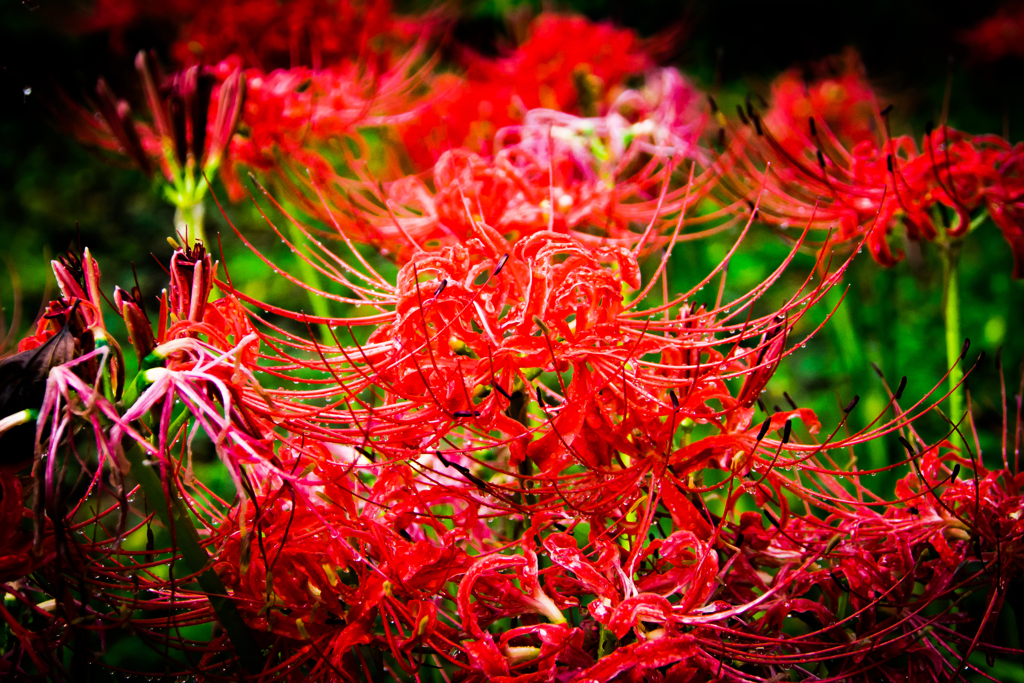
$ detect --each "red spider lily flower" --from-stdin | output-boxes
[398,13,654,168]
[713,50,1024,274]
[171,175,916,679]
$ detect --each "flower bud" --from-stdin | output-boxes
[168,242,215,325]
[206,68,246,171]
[114,286,156,360]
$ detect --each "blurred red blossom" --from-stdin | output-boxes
[961,3,1024,63]
[713,49,1024,275]
[75,0,422,70]
[398,13,655,168]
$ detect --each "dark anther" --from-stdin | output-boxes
[433,279,447,298]
[886,154,894,173]
[925,120,934,137]
[764,509,782,530]
[773,404,783,414]
[895,376,907,401]
[830,571,851,593]
[708,95,718,113]
[973,535,984,562]
[753,115,763,136]
[960,338,971,359]
[746,101,756,119]
[669,389,679,409]
[494,384,512,401]
[452,410,481,418]
[493,253,510,277]
[783,391,797,410]
[808,117,817,136]
[950,463,961,482]
[782,419,793,444]
[718,128,726,148]
[898,435,916,456]
[757,398,768,414]
[398,529,413,541]
[437,452,489,491]
[880,104,894,117]
[464,471,489,492]
[736,105,749,126]
[536,385,546,408]
[843,395,860,413]
[756,418,772,442]
[816,149,826,169]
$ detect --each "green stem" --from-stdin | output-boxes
[824,285,887,471]
[125,444,264,674]
[941,243,964,448]
[173,201,207,247]
[597,624,616,659]
[285,222,333,343]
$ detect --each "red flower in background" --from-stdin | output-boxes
[712,49,1024,275]
[221,39,442,201]
[399,13,653,168]
[286,66,712,263]
[762,48,881,156]
[961,3,1024,63]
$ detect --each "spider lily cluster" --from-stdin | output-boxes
[2,1,1024,681]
